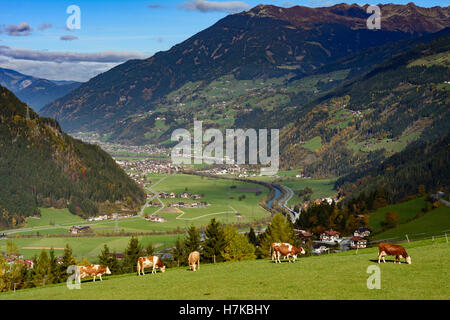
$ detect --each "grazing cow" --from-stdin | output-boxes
[378,243,411,264]
[270,243,281,262]
[271,243,305,263]
[77,265,111,283]
[137,256,166,275]
[188,251,200,272]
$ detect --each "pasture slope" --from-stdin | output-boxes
[1,239,448,300]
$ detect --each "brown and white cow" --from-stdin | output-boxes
[271,243,305,263]
[77,265,111,282]
[137,256,166,275]
[378,243,411,264]
[188,251,200,272]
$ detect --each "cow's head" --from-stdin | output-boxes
[300,247,306,255]
[106,267,112,275]
[406,256,411,264]
[160,265,166,273]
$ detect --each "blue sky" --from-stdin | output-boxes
[0,0,448,81]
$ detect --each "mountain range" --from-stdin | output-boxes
[40,3,450,137]
[0,67,81,112]
[35,3,450,184]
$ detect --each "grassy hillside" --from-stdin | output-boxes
[1,239,448,300]
[25,208,84,228]
[374,206,450,241]
[369,197,427,234]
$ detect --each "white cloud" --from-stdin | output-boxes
[0,46,147,63]
[5,22,33,36]
[0,46,149,82]
[60,35,79,41]
[179,0,250,13]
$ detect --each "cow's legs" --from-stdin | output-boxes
[93,276,96,282]
[99,275,103,281]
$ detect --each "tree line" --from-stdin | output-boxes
[0,213,301,293]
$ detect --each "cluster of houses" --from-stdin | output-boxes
[69,226,92,234]
[86,215,109,222]
[201,165,258,177]
[147,201,161,207]
[145,214,165,223]
[85,213,134,222]
[294,227,372,255]
[170,202,207,209]
[296,197,339,212]
[158,192,203,200]
[117,159,182,180]
[1,252,34,270]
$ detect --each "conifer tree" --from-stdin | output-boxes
[184,225,201,253]
[258,213,295,258]
[109,250,122,274]
[203,218,226,263]
[33,249,50,287]
[57,244,77,283]
[222,226,256,262]
[122,236,144,274]
[247,227,258,246]
[172,237,186,267]
[48,247,58,285]
[98,244,111,267]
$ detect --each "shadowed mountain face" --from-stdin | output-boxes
[0,86,145,228]
[40,3,450,134]
[0,67,81,111]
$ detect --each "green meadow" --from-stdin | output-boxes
[147,173,271,228]
[373,206,450,241]
[0,234,181,260]
[2,239,448,300]
[245,174,337,207]
[6,173,271,237]
[25,208,84,228]
[369,197,428,234]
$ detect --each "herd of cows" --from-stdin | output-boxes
[76,242,412,283]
